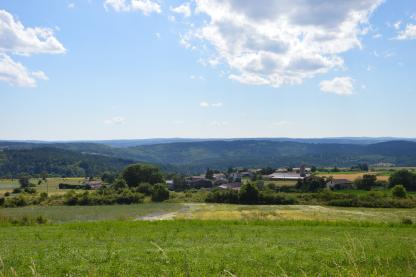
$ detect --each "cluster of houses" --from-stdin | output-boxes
[166,164,355,191]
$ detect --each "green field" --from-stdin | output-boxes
[0,219,415,276]
[0,177,86,194]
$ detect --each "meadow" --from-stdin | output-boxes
[0,177,85,195]
[0,219,415,276]
[1,203,416,276]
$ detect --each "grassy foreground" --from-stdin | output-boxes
[0,220,415,276]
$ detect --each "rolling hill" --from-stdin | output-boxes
[1,139,416,175]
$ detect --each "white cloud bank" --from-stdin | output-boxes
[170,3,192,17]
[181,0,383,88]
[395,24,416,40]
[0,10,65,87]
[320,77,354,95]
[104,0,161,15]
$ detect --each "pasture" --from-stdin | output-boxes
[317,172,390,181]
[1,203,416,275]
[0,219,415,276]
[0,177,85,195]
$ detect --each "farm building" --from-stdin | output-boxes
[267,172,308,181]
[218,182,241,191]
[326,179,354,190]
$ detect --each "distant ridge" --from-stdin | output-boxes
[1,139,416,175]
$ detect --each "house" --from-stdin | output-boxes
[326,179,354,190]
[228,172,242,183]
[165,180,174,189]
[214,178,228,186]
[213,173,226,180]
[241,171,254,178]
[218,182,241,191]
[186,178,213,188]
[267,172,308,181]
[85,181,103,189]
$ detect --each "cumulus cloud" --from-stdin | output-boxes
[395,24,416,40]
[200,101,223,108]
[170,3,192,17]
[180,0,383,87]
[199,101,209,107]
[0,10,65,88]
[0,10,66,55]
[319,77,354,96]
[104,0,161,15]
[104,116,127,125]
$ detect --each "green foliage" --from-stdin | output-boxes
[239,183,260,204]
[0,197,4,206]
[151,184,170,202]
[354,174,377,190]
[136,183,152,195]
[63,189,144,206]
[391,185,407,198]
[389,169,416,191]
[122,164,164,187]
[18,177,30,188]
[205,168,214,180]
[296,176,327,192]
[206,189,239,204]
[0,148,130,177]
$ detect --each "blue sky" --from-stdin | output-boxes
[0,0,415,140]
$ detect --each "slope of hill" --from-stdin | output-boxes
[1,140,416,175]
[0,147,133,177]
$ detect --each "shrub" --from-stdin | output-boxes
[206,189,239,204]
[122,164,164,187]
[136,183,152,195]
[389,169,416,191]
[23,187,36,194]
[259,192,296,205]
[401,218,413,225]
[151,184,170,202]
[392,185,407,198]
[0,197,4,206]
[4,192,10,197]
[12,188,22,194]
[239,183,259,204]
[355,175,377,190]
[35,215,48,224]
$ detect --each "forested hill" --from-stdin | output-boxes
[1,140,416,176]
[126,140,416,172]
[0,147,133,177]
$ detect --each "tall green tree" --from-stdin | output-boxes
[122,164,164,187]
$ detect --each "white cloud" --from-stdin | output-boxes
[0,10,66,55]
[0,54,36,87]
[170,3,192,17]
[210,121,228,127]
[320,77,355,96]
[104,116,127,125]
[180,0,383,88]
[68,3,75,9]
[395,24,416,40]
[393,20,402,30]
[372,33,382,39]
[199,101,209,107]
[104,0,161,15]
[0,10,65,88]
[31,70,49,80]
[155,32,161,39]
[200,101,223,108]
